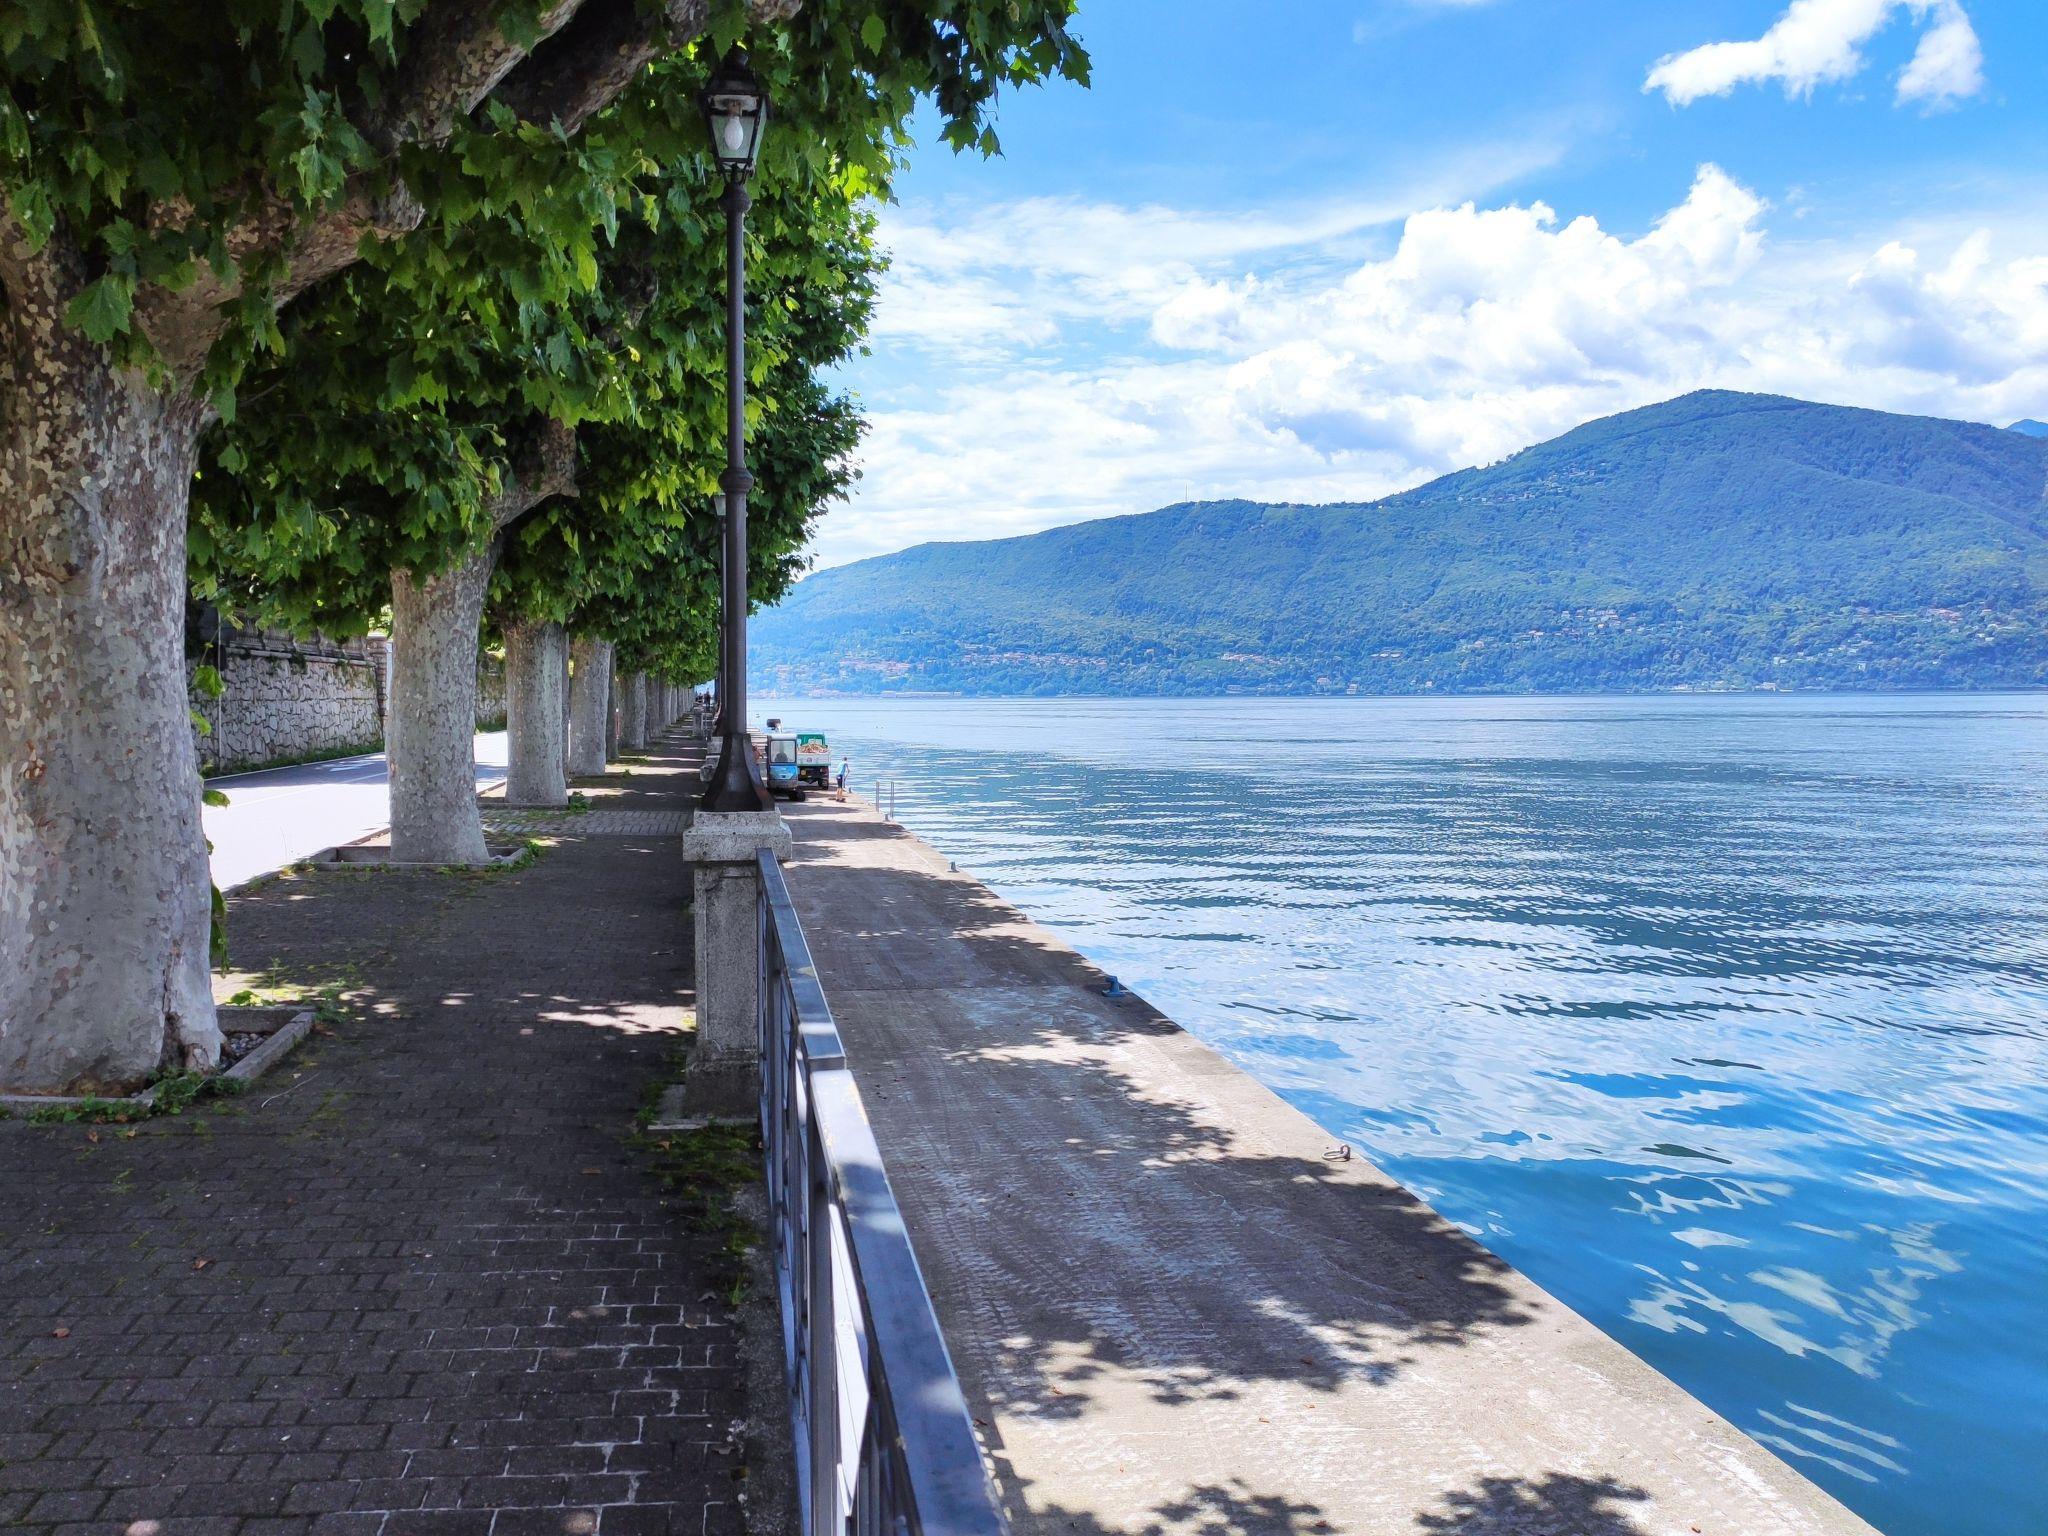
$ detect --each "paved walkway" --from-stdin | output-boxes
[0,734,744,1536]
[778,795,1877,1536]
[204,733,509,892]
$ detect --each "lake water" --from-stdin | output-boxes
[760,692,2048,1534]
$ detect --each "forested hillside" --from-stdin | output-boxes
[756,392,2048,695]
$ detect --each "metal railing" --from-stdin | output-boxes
[756,849,1005,1536]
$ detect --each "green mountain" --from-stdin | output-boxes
[754,391,2048,696]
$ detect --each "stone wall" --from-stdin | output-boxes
[190,625,385,774]
[189,615,508,773]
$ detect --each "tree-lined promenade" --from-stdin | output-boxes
[0,0,1087,1096]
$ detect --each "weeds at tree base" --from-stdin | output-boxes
[25,1072,249,1126]
[16,983,342,1128]
[442,836,546,877]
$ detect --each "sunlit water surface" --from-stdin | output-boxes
[760,692,2048,1536]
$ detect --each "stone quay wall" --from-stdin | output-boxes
[190,628,384,774]
[190,622,509,773]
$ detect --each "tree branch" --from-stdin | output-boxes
[492,0,801,134]
[140,0,589,381]
[367,0,591,155]
[492,416,579,530]
[136,0,801,387]
[490,0,707,135]
[137,178,427,381]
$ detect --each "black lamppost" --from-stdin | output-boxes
[710,495,727,739]
[700,49,770,811]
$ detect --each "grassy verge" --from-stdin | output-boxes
[202,738,383,779]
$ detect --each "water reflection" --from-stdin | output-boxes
[762,693,2048,1536]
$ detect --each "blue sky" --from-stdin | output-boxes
[806,0,2048,566]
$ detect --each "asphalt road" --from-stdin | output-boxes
[202,730,508,891]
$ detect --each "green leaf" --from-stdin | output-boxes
[66,273,134,343]
[8,181,54,252]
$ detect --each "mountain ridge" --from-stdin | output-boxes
[756,391,2048,696]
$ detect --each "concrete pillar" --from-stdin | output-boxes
[680,809,791,1120]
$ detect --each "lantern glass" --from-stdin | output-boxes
[700,52,768,180]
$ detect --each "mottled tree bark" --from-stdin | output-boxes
[504,619,569,806]
[621,671,648,752]
[558,642,573,772]
[0,315,221,1092]
[605,653,624,763]
[567,635,612,777]
[388,542,498,865]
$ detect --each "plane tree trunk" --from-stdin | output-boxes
[388,542,499,865]
[621,671,648,752]
[384,421,576,863]
[503,618,569,807]
[568,636,612,777]
[0,301,221,1093]
[559,642,573,773]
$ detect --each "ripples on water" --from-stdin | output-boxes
[760,693,2048,1536]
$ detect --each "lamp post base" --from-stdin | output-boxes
[702,729,767,812]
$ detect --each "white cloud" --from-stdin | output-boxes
[1896,2,1986,106]
[808,168,2048,569]
[1646,0,1984,109]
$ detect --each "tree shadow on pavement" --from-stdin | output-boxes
[1019,1470,1652,1536]
[1415,1473,1654,1536]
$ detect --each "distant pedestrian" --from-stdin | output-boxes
[835,756,850,800]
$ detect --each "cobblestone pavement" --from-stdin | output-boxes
[0,737,745,1536]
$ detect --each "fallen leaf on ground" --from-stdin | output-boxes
[51,1328,70,1339]
[192,1258,212,1271]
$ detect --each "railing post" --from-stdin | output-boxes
[679,811,791,1120]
